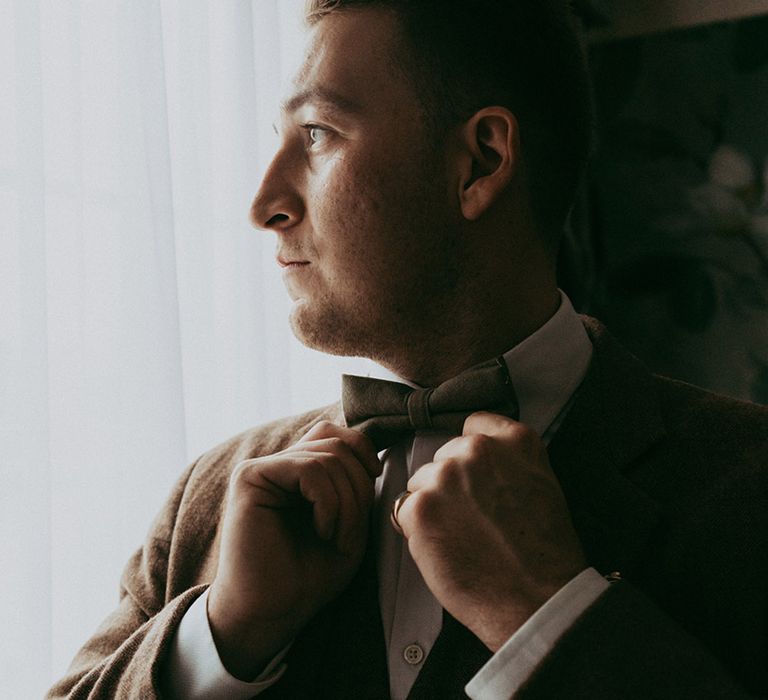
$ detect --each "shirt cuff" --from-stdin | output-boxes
[160,588,289,700]
[465,567,610,700]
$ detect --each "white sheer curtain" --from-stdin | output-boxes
[0,2,368,696]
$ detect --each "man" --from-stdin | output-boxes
[49,1,767,698]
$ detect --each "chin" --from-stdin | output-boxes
[289,302,374,359]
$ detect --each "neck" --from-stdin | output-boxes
[369,208,562,386]
[375,279,560,387]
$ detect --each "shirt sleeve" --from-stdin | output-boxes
[159,588,290,700]
[465,568,610,700]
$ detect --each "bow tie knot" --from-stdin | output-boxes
[407,387,435,430]
[342,357,518,451]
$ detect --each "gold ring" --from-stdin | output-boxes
[390,490,411,535]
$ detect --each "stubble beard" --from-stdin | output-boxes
[288,198,463,364]
[288,249,463,365]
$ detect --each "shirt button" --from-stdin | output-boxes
[403,643,424,665]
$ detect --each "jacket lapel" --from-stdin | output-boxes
[547,317,666,576]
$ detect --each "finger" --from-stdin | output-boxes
[293,437,376,514]
[405,461,441,494]
[308,451,368,553]
[463,412,548,471]
[292,445,374,552]
[433,431,502,464]
[391,485,427,541]
[300,421,383,478]
[239,456,340,540]
[296,457,342,541]
[247,444,372,549]
[432,435,468,462]
[462,411,520,438]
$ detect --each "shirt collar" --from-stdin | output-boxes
[501,291,592,437]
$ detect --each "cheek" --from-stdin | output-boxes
[306,146,445,284]
[310,164,389,255]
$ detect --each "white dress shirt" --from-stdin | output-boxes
[162,291,609,699]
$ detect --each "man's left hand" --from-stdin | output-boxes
[396,411,587,652]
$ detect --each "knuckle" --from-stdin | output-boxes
[304,454,330,474]
[305,420,335,439]
[509,420,534,440]
[313,452,345,477]
[463,433,494,459]
[512,424,543,456]
[434,458,462,487]
[410,490,440,523]
[347,431,370,454]
[340,427,372,457]
[326,436,346,453]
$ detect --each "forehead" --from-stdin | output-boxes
[283,8,412,116]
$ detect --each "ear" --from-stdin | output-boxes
[455,107,520,221]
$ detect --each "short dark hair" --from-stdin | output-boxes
[306,0,594,252]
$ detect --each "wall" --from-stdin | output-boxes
[590,0,768,41]
[585,13,768,403]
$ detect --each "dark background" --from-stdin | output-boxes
[560,12,768,403]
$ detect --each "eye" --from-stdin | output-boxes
[303,124,331,148]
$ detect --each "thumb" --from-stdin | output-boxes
[462,411,519,438]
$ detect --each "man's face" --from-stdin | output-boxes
[251,8,464,365]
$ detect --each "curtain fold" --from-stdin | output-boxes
[1,2,368,695]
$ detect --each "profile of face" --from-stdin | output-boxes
[250,8,465,365]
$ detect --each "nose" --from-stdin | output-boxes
[250,147,304,232]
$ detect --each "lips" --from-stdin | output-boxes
[277,256,310,268]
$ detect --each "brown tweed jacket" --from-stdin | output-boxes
[47,318,768,699]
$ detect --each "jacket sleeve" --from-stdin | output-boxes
[517,580,764,699]
[46,462,207,700]
[518,454,768,700]
[45,410,333,699]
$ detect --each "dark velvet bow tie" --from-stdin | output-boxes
[341,357,519,451]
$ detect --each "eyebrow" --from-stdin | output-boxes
[280,87,365,116]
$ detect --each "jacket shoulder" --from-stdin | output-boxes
[650,373,768,474]
[159,403,341,590]
[195,403,341,477]
[582,314,768,470]
[182,403,342,503]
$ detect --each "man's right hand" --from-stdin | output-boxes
[207,421,382,680]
